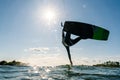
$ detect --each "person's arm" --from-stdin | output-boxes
[65,46,73,66]
[62,31,73,66]
[62,30,64,38]
[62,30,66,46]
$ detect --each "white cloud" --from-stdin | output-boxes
[22,47,120,66]
[21,47,69,66]
[24,47,50,53]
[24,47,63,54]
[19,53,68,66]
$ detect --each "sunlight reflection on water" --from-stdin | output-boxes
[0,65,120,80]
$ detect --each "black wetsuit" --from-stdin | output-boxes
[62,30,81,66]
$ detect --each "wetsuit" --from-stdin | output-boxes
[62,30,81,66]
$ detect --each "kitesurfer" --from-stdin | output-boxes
[62,30,81,66]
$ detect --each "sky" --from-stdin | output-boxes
[0,0,120,66]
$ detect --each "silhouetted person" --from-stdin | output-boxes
[62,30,81,66]
[61,21,109,67]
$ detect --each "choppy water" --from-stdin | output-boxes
[0,65,120,80]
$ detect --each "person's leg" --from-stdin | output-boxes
[64,32,81,46]
[71,37,81,46]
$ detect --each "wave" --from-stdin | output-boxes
[0,65,120,80]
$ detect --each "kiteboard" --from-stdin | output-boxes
[63,21,109,40]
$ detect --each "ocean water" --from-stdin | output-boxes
[0,65,120,80]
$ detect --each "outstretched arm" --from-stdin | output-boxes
[62,31,73,66]
[65,46,73,66]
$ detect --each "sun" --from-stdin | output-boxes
[42,7,57,25]
[36,6,58,26]
[44,9,55,21]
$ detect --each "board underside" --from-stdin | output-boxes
[63,21,109,40]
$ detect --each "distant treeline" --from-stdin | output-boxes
[0,60,27,66]
[93,61,120,67]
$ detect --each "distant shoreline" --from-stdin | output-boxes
[0,60,28,66]
[93,61,120,67]
[0,60,120,67]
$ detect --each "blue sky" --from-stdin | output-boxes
[0,0,120,66]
